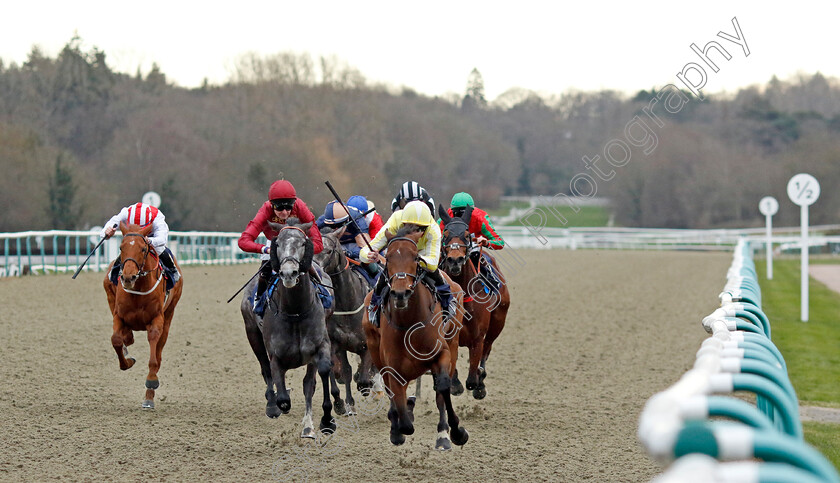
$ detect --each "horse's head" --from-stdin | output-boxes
[314,225,346,273]
[439,205,472,276]
[385,227,423,310]
[118,221,155,289]
[269,218,313,288]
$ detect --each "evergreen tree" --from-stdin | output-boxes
[462,68,487,111]
[47,153,82,229]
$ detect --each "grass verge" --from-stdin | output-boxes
[756,258,840,469]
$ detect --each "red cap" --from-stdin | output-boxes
[268,180,296,200]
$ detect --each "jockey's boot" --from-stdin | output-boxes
[426,269,455,321]
[159,248,180,284]
[368,273,386,328]
[253,261,272,316]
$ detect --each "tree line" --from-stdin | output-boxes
[1,37,838,232]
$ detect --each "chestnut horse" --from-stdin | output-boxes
[439,206,510,400]
[363,227,468,450]
[104,222,183,409]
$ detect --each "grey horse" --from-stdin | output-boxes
[314,227,375,416]
[240,218,336,438]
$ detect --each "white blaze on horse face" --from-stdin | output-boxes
[129,240,135,246]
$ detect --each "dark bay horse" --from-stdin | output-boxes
[439,206,510,400]
[363,228,468,450]
[314,227,373,416]
[240,219,336,438]
[104,222,183,409]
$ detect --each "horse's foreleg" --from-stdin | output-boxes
[271,358,291,415]
[434,380,452,450]
[465,337,485,393]
[433,352,468,447]
[317,347,336,434]
[142,315,164,409]
[385,374,412,445]
[301,363,317,439]
[111,317,135,371]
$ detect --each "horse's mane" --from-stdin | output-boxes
[395,225,423,238]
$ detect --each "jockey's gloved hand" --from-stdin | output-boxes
[476,236,488,247]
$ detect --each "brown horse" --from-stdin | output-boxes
[363,227,469,450]
[439,207,510,400]
[103,222,183,409]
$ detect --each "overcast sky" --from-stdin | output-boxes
[1,1,835,100]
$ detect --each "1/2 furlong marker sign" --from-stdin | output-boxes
[759,196,778,280]
[786,173,820,322]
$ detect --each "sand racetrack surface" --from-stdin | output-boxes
[0,249,731,482]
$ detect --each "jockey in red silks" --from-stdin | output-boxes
[101,202,180,285]
[239,179,323,312]
[439,192,505,288]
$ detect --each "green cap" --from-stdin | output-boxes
[450,192,475,208]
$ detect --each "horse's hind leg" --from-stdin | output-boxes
[110,317,135,371]
[451,369,464,396]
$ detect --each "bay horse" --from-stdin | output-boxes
[314,227,374,416]
[362,227,469,450]
[103,222,183,409]
[240,219,336,438]
[439,205,510,400]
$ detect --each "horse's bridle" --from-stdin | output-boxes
[322,235,349,277]
[385,236,423,292]
[276,226,308,274]
[120,233,157,278]
[442,222,472,271]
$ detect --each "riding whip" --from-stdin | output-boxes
[72,223,118,279]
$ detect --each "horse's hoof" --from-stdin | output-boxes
[390,433,406,446]
[465,380,477,391]
[145,379,160,390]
[451,427,469,446]
[278,399,291,413]
[301,427,316,439]
[353,371,361,384]
[345,405,357,416]
[266,404,282,419]
[435,435,452,451]
[141,400,155,410]
[472,387,487,400]
[451,379,465,396]
[320,419,336,433]
[334,399,346,416]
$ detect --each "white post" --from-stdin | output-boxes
[801,204,809,322]
[759,196,778,280]
[787,174,819,323]
[766,214,773,280]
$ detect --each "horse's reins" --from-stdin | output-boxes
[119,233,164,296]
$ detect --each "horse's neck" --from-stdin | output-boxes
[275,273,313,313]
